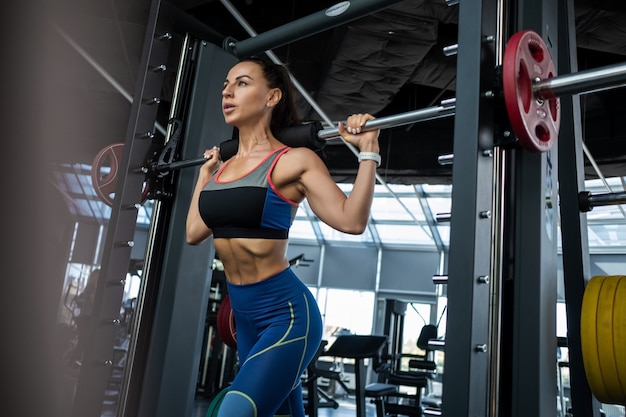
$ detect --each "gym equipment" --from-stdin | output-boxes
[146,101,456,175]
[317,335,388,417]
[578,190,626,213]
[91,143,149,207]
[502,30,559,153]
[503,30,626,152]
[364,383,398,417]
[91,29,626,203]
[225,0,408,59]
[216,295,237,349]
[235,27,626,159]
[580,275,626,405]
[302,341,341,416]
[378,324,440,417]
[315,29,624,154]
[205,386,229,417]
[91,143,124,206]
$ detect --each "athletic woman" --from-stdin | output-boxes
[186,57,380,417]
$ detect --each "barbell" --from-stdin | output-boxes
[91,30,626,205]
[181,29,626,161]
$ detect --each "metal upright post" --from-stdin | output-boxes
[441,0,500,415]
[502,1,559,416]
[556,0,602,415]
[70,1,173,416]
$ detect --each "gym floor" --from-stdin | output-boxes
[192,395,626,417]
[193,395,377,417]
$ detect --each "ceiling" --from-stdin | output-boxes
[47,0,626,187]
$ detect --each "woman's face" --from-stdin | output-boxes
[221,61,275,127]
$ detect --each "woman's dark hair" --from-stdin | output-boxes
[241,57,302,134]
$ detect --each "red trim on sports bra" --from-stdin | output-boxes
[268,147,299,206]
[213,146,288,184]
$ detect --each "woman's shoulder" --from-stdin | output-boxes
[272,146,325,184]
[280,146,321,163]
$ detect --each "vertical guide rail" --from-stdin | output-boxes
[507,1,559,416]
[486,1,508,415]
[556,0,603,415]
[70,1,171,416]
[441,0,499,415]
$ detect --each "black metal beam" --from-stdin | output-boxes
[225,0,407,58]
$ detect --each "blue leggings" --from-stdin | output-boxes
[217,268,323,417]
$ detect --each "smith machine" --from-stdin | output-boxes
[74,0,626,417]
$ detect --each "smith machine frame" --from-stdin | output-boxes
[72,1,607,416]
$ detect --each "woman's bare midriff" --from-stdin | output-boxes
[214,237,291,285]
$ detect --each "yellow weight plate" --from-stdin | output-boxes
[581,275,609,403]
[596,276,622,403]
[613,276,626,405]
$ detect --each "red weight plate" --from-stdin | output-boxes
[503,30,561,153]
[216,295,237,349]
[91,143,124,206]
[90,143,150,207]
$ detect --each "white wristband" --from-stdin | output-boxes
[358,151,381,167]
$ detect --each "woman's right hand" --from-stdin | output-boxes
[200,146,222,178]
[337,113,380,154]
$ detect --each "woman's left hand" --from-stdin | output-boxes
[337,113,380,153]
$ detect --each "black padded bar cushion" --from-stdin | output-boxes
[219,121,325,160]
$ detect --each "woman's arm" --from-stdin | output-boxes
[186,146,221,245]
[297,113,380,234]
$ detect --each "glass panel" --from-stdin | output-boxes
[426,197,452,216]
[421,184,451,193]
[289,219,318,240]
[401,303,432,355]
[437,224,450,246]
[588,223,626,248]
[376,224,435,245]
[316,288,375,341]
[371,197,424,221]
[318,221,374,243]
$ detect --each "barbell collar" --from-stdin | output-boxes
[533,61,626,100]
[317,101,456,140]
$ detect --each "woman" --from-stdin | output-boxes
[186,57,380,417]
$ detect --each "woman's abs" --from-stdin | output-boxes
[214,237,290,284]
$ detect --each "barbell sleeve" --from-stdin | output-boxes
[579,190,626,213]
[534,61,626,100]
